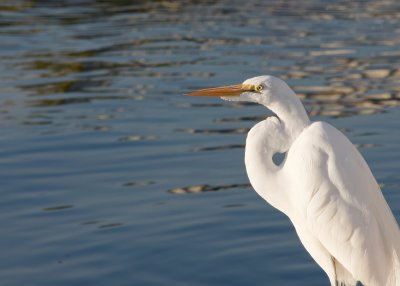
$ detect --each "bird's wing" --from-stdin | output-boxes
[285,122,399,284]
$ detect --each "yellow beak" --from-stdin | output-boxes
[186,84,257,97]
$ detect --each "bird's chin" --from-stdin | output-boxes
[220,96,245,102]
[221,92,257,103]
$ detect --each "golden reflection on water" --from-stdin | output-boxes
[8,43,400,118]
[2,1,400,134]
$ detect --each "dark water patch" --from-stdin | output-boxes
[22,60,131,76]
[21,120,53,126]
[214,116,266,123]
[123,181,156,187]
[42,205,74,212]
[176,127,249,135]
[17,55,206,73]
[81,220,101,226]
[20,79,111,96]
[98,223,124,229]
[27,95,134,107]
[78,124,111,132]
[223,203,246,208]
[193,144,245,152]
[357,131,380,137]
[177,102,226,108]
[169,183,251,194]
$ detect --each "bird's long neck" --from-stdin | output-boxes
[267,92,310,150]
[245,92,310,213]
[245,119,287,212]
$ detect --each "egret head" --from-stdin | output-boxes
[186,74,310,154]
[186,75,293,106]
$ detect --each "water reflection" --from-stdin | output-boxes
[20,79,110,95]
[27,95,134,107]
[354,143,378,149]
[2,0,400,120]
[118,135,157,142]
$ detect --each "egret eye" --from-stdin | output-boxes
[255,85,263,92]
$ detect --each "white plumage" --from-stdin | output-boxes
[187,75,400,285]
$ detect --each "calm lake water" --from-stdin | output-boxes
[1,1,399,285]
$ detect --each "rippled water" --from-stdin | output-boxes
[1,1,399,285]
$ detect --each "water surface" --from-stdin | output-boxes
[1,1,399,285]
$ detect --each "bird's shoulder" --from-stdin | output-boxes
[289,121,363,169]
[294,121,342,149]
[287,120,375,207]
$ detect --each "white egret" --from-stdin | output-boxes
[186,75,400,286]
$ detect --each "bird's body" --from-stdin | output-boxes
[247,118,400,285]
[187,75,400,285]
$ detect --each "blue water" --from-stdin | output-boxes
[0,1,399,285]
